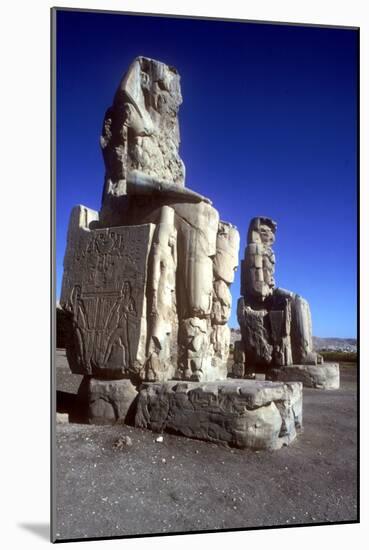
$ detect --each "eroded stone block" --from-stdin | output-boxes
[210,324,230,377]
[88,378,138,424]
[134,379,303,450]
[60,208,155,379]
[56,413,69,424]
[267,363,340,390]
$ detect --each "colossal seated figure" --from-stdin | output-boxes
[235,217,321,375]
[60,56,239,384]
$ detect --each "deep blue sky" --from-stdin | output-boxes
[56,9,358,337]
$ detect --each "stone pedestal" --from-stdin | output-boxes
[88,378,138,424]
[56,413,69,424]
[134,379,303,450]
[267,363,340,390]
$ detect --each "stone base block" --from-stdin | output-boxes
[267,363,340,390]
[134,379,302,450]
[56,412,69,424]
[193,360,228,383]
[88,378,138,424]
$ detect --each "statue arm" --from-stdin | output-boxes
[126,170,212,204]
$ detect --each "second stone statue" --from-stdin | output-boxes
[233,216,339,390]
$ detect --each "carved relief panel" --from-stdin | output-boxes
[61,217,155,378]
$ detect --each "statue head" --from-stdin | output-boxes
[119,56,183,120]
[242,217,277,302]
[101,56,185,199]
[247,217,277,246]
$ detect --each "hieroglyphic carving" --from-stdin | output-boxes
[61,210,155,378]
[103,281,137,371]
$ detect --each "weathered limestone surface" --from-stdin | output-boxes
[56,303,69,348]
[207,222,239,379]
[267,363,340,390]
[99,56,211,228]
[134,379,302,450]
[234,217,325,380]
[145,206,178,382]
[60,56,240,384]
[88,378,138,424]
[60,205,155,379]
[100,56,186,202]
[56,413,69,424]
[232,341,246,378]
[213,221,240,285]
[210,324,230,378]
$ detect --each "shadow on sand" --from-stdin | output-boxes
[18,523,49,541]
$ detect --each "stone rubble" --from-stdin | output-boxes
[267,363,340,390]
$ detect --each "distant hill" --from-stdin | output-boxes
[230,329,357,351]
[312,337,357,352]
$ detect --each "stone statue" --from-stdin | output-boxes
[235,216,321,376]
[100,55,210,222]
[60,56,240,390]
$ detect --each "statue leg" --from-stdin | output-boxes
[290,295,318,365]
[174,201,219,380]
[275,289,318,365]
[145,206,178,381]
[237,297,273,368]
